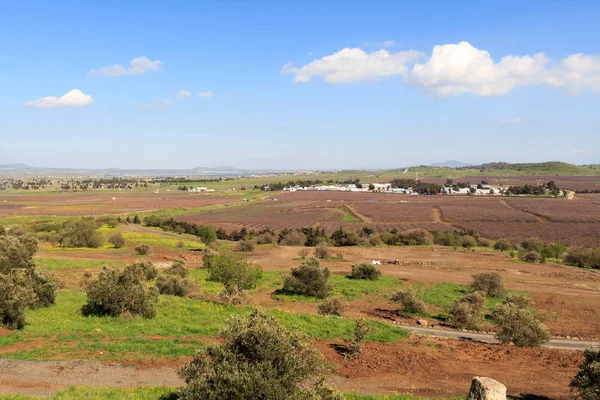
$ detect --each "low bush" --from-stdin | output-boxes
[570,347,600,400]
[0,270,36,329]
[448,291,485,330]
[178,309,342,400]
[58,217,104,248]
[236,240,256,252]
[397,229,433,246]
[204,253,262,292]
[283,258,332,299]
[492,296,550,347]
[349,263,381,280]
[197,225,217,244]
[369,236,382,247]
[108,233,125,249]
[347,318,370,356]
[279,231,307,246]
[471,272,505,297]
[82,261,159,318]
[458,235,477,248]
[477,237,493,248]
[390,287,426,314]
[433,231,458,247]
[519,250,542,263]
[521,237,544,253]
[156,274,198,297]
[563,247,600,269]
[165,259,188,277]
[314,243,333,259]
[134,243,151,255]
[541,242,567,259]
[317,297,347,316]
[298,248,310,259]
[493,238,513,251]
[255,232,276,245]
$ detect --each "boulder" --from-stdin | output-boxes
[468,377,507,400]
[417,319,428,327]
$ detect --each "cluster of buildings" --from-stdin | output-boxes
[281,183,507,196]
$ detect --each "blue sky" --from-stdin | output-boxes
[1,0,599,170]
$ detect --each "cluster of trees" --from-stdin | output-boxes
[0,233,57,329]
[144,216,217,244]
[506,181,561,196]
[0,178,52,190]
[390,179,444,195]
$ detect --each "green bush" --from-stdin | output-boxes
[471,272,505,297]
[58,218,104,248]
[204,253,262,291]
[283,258,332,299]
[477,237,493,248]
[178,309,342,400]
[82,261,159,318]
[165,259,188,277]
[0,270,37,329]
[347,318,371,356]
[368,236,382,247]
[314,243,333,259]
[279,231,307,246]
[397,229,433,246]
[492,296,550,347]
[255,232,276,245]
[108,233,125,248]
[448,291,485,330]
[519,250,542,263]
[570,347,600,400]
[317,297,347,316]
[156,274,198,297]
[349,263,381,280]
[458,235,478,248]
[521,237,544,253]
[493,238,513,251]
[134,243,151,255]
[197,225,217,244]
[236,240,256,252]
[541,242,567,259]
[564,247,600,269]
[390,287,426,314]
[433,231,458,247]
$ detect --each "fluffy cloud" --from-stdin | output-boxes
[284,41,600,97]
[24,89,93,108]
[500,118,525,124]
[88,57,163,77]
[177,90,191,99]
[281,48,424,84]
[197,91,214,98]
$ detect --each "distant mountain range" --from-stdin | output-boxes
[0,163,32,170]
[430,160,472,168]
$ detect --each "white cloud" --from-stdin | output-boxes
[197,91,214,98]
[88,57,163,77]
[379,40,396,48]
[177,90,191,99]
[24,89,93,108]
[142,98,171,108]
[284,41,600,97]
[500,118,525,124]
[281,47,424,84]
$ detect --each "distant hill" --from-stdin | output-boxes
[0,163,32,170]
[430,160,472,168]
[193,166,243,171]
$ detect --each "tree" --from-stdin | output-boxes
[204,253,262,292]
[347,318,371,356]
[492,295,550,347]
[521,237,544,253]
[471,272,505,297]
[368,184,375,191]
[178,309,342,400]
[0,270,37,329]
[197,225,217,244]
[82,261,159,318]
[134,243,151,255]
[493,238,513,251]
[448,292,485,330]
[133,215,141,224]
[283,258,332,299]
[458,235,477,248]
[390,287,426,314]
[570,347,600,400]
[349,263,381,280]
[58,218,103,248]
[108,233,125,249]
[279,231,307,246]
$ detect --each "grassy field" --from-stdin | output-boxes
[121,231,203,250]
[0,386,430,400]
[35,258,124,271]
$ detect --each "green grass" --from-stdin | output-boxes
[121,231,203,250]
[415,283,504,318]
[35,258,123,271]
[0,387,435,400]
[342,213,360,223]
[0,290,407,360]
[273,274,402,302]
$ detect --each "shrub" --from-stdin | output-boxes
[541,242,567,259]
[108,233,125,249]
[564,247,600,269]
[314,243,332,259]
[379,232,398,246]
[493,238,513,251]
[331,228,359,246]
[317,297,347,316]
[236,240,256,252]
[29,269,58,308]
[204,253,262,291]
[82,262,159,318]
[397,229,433,246]
[347,318,371,356]
[156,274,198,297]
[255,232,275,245]
[58,218,104,248]
[176,240,185,248]
[0,225,5,236]
[283,258,332,299]
[298,248,310,259]
[178,309,342,400]
[570,347,600,400]
[0,270,37,329]
[519,250,542,263]
[279,231,307,246]
[165,259,188,277]
[390,287,426,314]
[471,272,505,297]
[197,225,217,244]
[492,297,550,347]
[433,231,458,247]
[448,292,485,330]
[458,235,477,248]
[349,263,381,280]
[521,237,544,253]
[0,235,37,273]
[369,236,382,247]
[134,243,151,255]
[477,237,493,248]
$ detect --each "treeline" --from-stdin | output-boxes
[390,179,444,194]
[506,181,561,196]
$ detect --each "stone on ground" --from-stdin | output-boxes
[468,376,507,400]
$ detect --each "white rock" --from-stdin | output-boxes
[468,377,507,400]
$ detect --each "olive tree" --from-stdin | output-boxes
[204,253,262,293]
[492,294,550,347]
[571,347,600,400]
[283,258,332,299]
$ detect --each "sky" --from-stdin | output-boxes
[1,0,599,170]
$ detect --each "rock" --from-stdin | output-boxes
[417,319,428,327]
[468,377,507,400]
